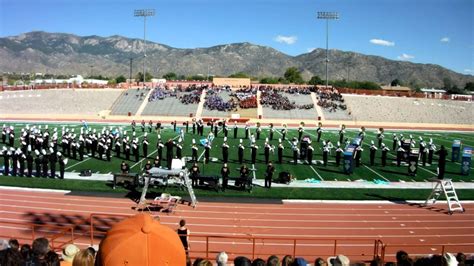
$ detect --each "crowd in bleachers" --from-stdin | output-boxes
[2,234,472,266]
[148,87,176,101]
[260,90,314,110]
[204,92,236,112]
[230,88,258,109]
[315,88,347,112]
[180,90,202,105]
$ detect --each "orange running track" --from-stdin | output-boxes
[0,187,473,263]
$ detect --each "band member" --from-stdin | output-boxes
[322,142,329,167]
[428,139,436,165]
[191,139,198,162]
[238,164,250,187]
[316,122,322,142]
[339,125,345,144]
[34,150,41,177]
[269,123,274,141]
[143,160,152,174]
[204,141,211,164]
[131,120,136,132]
[307,144,314,165]
[264,140,271,165]
[141,120,146,133]
[369,141,378,166]
[335,142,343,167]
[278,139,284,164]
[354,145,363,167]
[396,141,405,167]
[256,125,262,140]
[221,163,230,191]
[233,121,238,139]
[392,133,399,151]
[153,155,161,168]
[298,124,304,142]
[190,163,200,187]
[58,153,67,179]
[49,148,57,178]
[115,138,121,158]
[176,138,183,160]
[281,125,287,141]
[265,162,275,188]
[192,120,196,135]
[132,138,139,162]
[251,142,258,164]
[222,138,229,163]
[157,137,164,163]
[435,145,448,179]
[376,128,384,148]
[26,147,34,177]
[166,139,175,169]
[381,144,390,167]
[41,149,49,177]
[120,161,129,174]
[244,123,250,139]
[148,120,153,133]
[238,139,245,164]
[293,145,299,165]
[142,134,149,158]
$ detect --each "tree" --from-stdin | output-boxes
[390,79,402,86]
[228,72,249,78]
[115,75,126,84]
[283,67,304,84]
[135,72,153,82]
[308,75,323,85]
[443,77,452,90]
[163,72,177,80]
[260,77,279,84]
[465,82,474,91]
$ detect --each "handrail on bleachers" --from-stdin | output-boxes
[0,220,75,251]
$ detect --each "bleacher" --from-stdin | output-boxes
[0,89,122,115]
[141,91,199,116]
[109,88,150,116]
[262,92,318,119]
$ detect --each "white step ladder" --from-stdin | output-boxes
[181,168,197,208]
[424,178,464,214]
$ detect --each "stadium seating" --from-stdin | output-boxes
[109,88,150,115]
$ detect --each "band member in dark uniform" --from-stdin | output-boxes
[11,149,18,176]
[124,142,131,161]
[148,120,153,133]
[192,120,196,135]
[354,145,363,167]
[153,155,161,168]
[58,153,66,179]
[233,122,238,139]
[41,150,49,177]
[264,141,271,165]
[222,138,229,163]
[265,162,275,188]
[34,150,41,177]
[238,139,245,164]
[369,141,377,166]
[381,144,390,167]
[435,145,448,179]
[157,138,164,163]
[278,139,284,164]
[396,141,405,167]
[269,123,274,141]
[251,143,258,164]
[339,125,345,144]
[256,126,261,140]
[281,126,287,141]
[143,160,152,174]
[428,139,435,165]
[376,128,384,148]
[131,120,136,132]
[244,123,250,139]
[221,163,230,191]
[191,140,198,162]
[132,139,139,162]
[293,146,299,165]
[238,164,250,187]
[166,139,175,169]
[316,123,322,142]
[176,140,183,160]
[335,143,343,167]
[19,151,26,177]
[120,161,129,174]
[307,144,314,165]
[49,149,57,178]
[142,135,149,159]
[141,120,146,133]
[392,133,398,151]
[26,148,34,177]
[298,124,303,142]
[190,163,200,187]
[322,143,329,167]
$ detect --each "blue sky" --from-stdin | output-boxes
[0,0,473,74]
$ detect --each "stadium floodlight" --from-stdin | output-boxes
[134,8,155,89]
[317,11,339,89]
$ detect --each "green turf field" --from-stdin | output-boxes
[1,121,473,185]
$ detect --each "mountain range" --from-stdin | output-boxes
[0,31,472,88]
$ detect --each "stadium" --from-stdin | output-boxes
[1,2,474,266]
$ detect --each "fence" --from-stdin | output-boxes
[0,220,75,251]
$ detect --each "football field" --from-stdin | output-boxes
[2,121,473,184]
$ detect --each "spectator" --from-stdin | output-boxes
[216,251,228,266]
[46,250,60,266]
[396,250,413,266]
[95,213,186,265]
[315,257,327,266]
[177,219,190,254]
[369,256,383,266]
[61,244,80,266]
[20,244,32,263]
[456,252,466,266]
[282,255,294,266]
[0,239,23,266]
[327,254,350,266]
[234,256,252,266]
[32,237,50,264]
[72,249,95,266]
[267,255,280,266]
[251,258,266,266]
[292,257,308,266]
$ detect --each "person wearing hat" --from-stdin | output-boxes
[153,155,161,168]
[264,162,275,188]
[269,123,274,141]
[307,143,314,165]
[95,213,186,265]
[11,148,18,177]
[316,123,322,142]
[204,141,211,164]
[238,139,245,164]
[157,138,164,164]
[58,152,67,179]
[148,120,153,133]
[264,141,271,165]
[250,142,258,165]
[41,149,49,178]
[190,139,198,162]
[381,144,390,167]
[244,123,250,139]
[369,141,378,166]
[256,125,262,140]
[34,150,42,177]
[221,163,230,191]
[354,145,363,167]
[49,149,57,178]
[176,139,183,160]
[120,161,129,174]
[322,142,329,167]
[277,139,284,164]
[335,142,343,167]
[26,147,34,177]
[131,120,136,132]
[222,138,229,163]
[392,133,399,151]
[132,138,140,162]
[396,141,405,167]
[142,134,149,159]
[328,254,350,266]
[141,120,146,133]
[281,125,287,141]
[190,162,200,187]
[428,139,436,165]
[60,244,79,266]
[192,120,196,135]
[2,147,11,176]
[298,124,304,142]
[165,139,175,169]
[233,121,238,139]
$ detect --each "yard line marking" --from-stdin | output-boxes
[363,165,390,182]
[131,134,180,170]
[310,165,324,181]
[65,158,91,170]
[418,166,437,176]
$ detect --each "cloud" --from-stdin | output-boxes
[397,53,415,61]
[465,69,473,73]
[307,47,316,53]
[370,39,395,46]
[274,35,297,45]
[440,37,450,43]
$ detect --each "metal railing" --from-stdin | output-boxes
[0,220,75,251]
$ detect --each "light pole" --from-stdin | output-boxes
[317,11,339,89]
[134,8,155,89]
